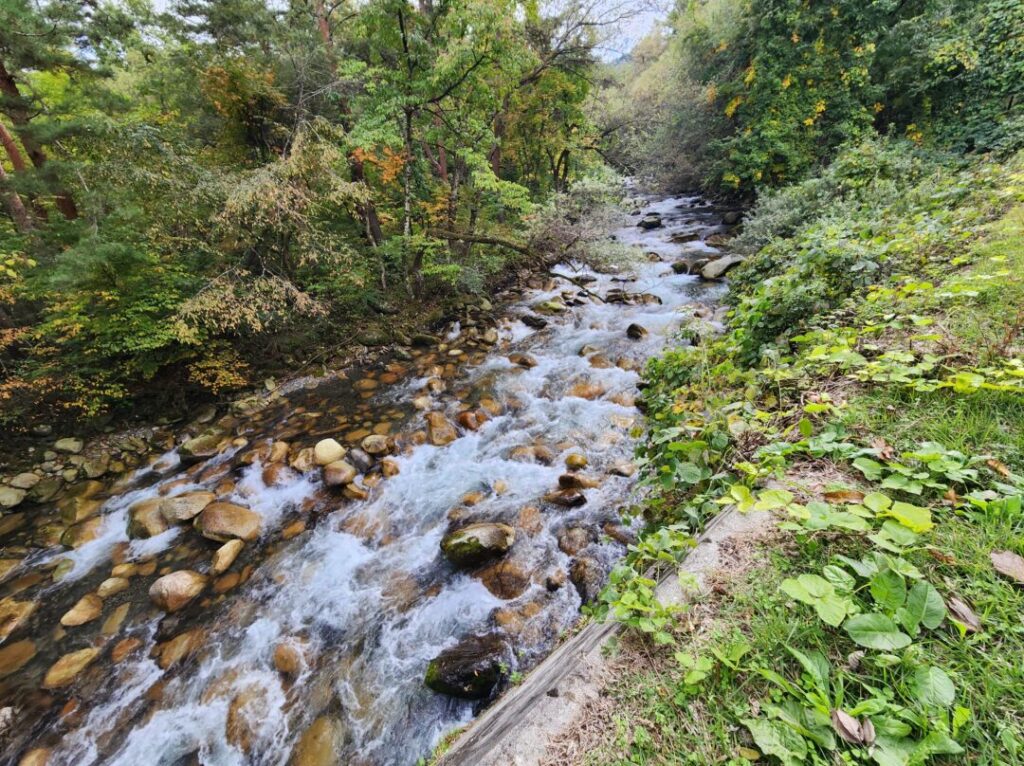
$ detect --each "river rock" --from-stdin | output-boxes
[128,498,169,539]
[440,523,515,567]
[160,491,216,523]
[534,299,567,315]
[97,577,130,598]
[477,560,531,599]
[626,323,648,340]
[361,435,390,456]
[149,570,207,612]
[155,628,206,669]
[60,517,103,548]
[9,473,40,491]
[347,448,374,473]
[569,556,605,603]
[211,539,244,574]
[520,314,548,329]
[290,447,317,473]
[543,489,586,508]
[0,487,25,509]
[426,412,458,446]
[508,353,538,369]
[424,633,509,700]
[0,598,35,641]
[82,454,111,479]
[0,639,35,679]
[273,641,305,676]
[323,460,357,487]
[558,473,600,490]
[609,461,636,477]
[195,502,261,542]
[314,439,346,466]
[558,527,592,556]
[54,437,84,454]
[179,431,225,462]
[637,213,662,230]
[701,254,745,280]
[289,716,345,766]
[29,475,64,503]
[565,453,588,470]
[722,210,742,225]
[226,682,272,753]
[381,458,400,478]
[60,593,103,626]
[568,382,604,400]
[42,647,100,689]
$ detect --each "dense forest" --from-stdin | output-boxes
[0,0,633,432]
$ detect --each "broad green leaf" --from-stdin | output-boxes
[823,564,856,593]
[786,646,830,698]
[844,614,912,650]
[900,581,946,634]
[870,569,907,611]
[781,574,851,627]
[854,457,885,480]
[743,718,807,766]
[912,665,956,708]
[755,488,795,511]
[864,492,892,512]
[883,501,934,533]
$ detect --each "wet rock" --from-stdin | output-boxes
[477,560,531,600]
[411,333,440,347]
[558,527,592,556]
[160,491,216,524]
[545,570,567,592]
[480,328,499,345]
[456,411,483,431]
[0,598,35,641]
[569,556,605,603]
[637,213,662,230]
[558,473,600,490]
[516,506,543,536]
[314,439,346,466]
[0,487,25,509]
[361,435,390,456]
[565,453,588,470]
[520,314,548,330]
[609,461,636,477]
[211,539,244,575]
[60,594,103,627]
[262,462,295,487]
[426,412,458,446]
[323,460,357,487]
[82,454,110,479]
[441,523,515,567]
[149,570,207,612]
[0,639,35,678]
[722,210,742,225]
[97,577,130,598]
[290,447,317,473]
[381,458,400,478]
[701,254,745,280]
[347,448,374,474]
[626,323,648,340]
[61,517,103,549]
[534,299,566,315]
[226,682,273,753]
[282,519,306,539]
[424,633,509,700]
[567,382,605,400]
[179,431,226,462]
[342,482,370,501]
[669,230,701,243]
[155,628,206,669]
[111,637,142,663]
[508,353,538,369]
[9,473,40,491]
[194,502,261,542]
[273,641,305,676]
[128,498,169,539]
[289,716,345,766]
[54,437,84,454]
[603,523,637,546]
[42,647,100,689]
[543,489,587,508]
[670,261,691,275]
[29,475,64,503]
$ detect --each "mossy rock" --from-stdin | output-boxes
[424,633,508,700]
[440,523,514,567]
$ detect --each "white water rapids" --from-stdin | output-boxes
[4,193,732,766]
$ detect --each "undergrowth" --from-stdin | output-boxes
[587,143,1024,766]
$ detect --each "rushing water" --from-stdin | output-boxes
[0,193,732,766]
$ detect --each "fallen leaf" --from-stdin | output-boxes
[943,487,960,506]
[831,709,864,744]
[928,548,957,565]
[860,717,876,747]
[824,489,865,504]
[946,597,982,633]
[991,551,1024,584]
[846,650,865,672]
[987,459,1012,478]
[871,437,895,460]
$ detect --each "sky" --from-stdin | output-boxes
[596,1,670,61]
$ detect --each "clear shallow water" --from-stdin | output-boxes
[0,193,731,766]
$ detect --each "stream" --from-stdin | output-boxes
[0,193,732,766]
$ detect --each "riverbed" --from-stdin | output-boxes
[0,193,732,766]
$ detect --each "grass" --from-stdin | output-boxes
[579,183,1024,764]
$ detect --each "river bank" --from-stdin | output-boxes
[0,192,741,765]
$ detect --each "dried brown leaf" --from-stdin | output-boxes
[861,717,876,747]
[871,437,895,460]
[987,459,1012,478]
[991,550,1024,584]
[946,596,982,633]
[824,489,865,504]
[831,709,864,744]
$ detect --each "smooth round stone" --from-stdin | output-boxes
[60,594,103,627]
[313,439,346,466]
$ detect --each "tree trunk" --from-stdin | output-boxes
[0,121,45,222]
[0,60,77,220]
[0,163,32,233]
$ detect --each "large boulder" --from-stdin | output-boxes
[424,633,510,700]
[194,502,261,542]
[149,570,207,612]
[701,255,745,280]
[441,523,515,567]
